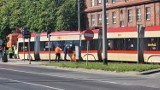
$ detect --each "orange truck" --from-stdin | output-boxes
[6,33,19,48]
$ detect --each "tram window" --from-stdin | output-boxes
[116,39,125,50]
[108,38,137,50]
[18,43,23,51]
[18,42,34,51]
[126,38,137,50]
[64,40,74,48]
[145,38,158,51]
[30,42,34,51]
[52,41,59,49]
[108,39,114,50]
[81,40,87,50]
[40,41,45,51]
[73,40,79,46]
[158,38,160,50]
[90,39,98,50]
[81,39,98,50]
[52,41,65,50]
[108,39,124,50]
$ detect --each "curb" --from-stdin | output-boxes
[1,59,160,75]
[139,69,160,75]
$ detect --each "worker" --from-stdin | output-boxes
[55,45,62,62]
[8,47,13,58]
[63,45,68,61]
[72,53,76,62]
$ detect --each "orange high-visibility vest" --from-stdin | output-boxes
[55,47,61,54]
[72,54,76,62]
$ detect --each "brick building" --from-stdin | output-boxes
[84,0,160,29]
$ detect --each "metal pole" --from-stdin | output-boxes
[137,24,139,64]
[78,0,81,61]
[48,34,51,63]
[102,0,107,64]
[78,0,80,31]
[28,38,31,64]
[23,38,25,61]
[86,40,89,66]
[137,24,144,64]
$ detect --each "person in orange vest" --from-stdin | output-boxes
[72,53,76,62]
[55,45,62,62]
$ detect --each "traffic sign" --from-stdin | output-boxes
[22,29,31,39]
[84,30,94,40]
[47,30,51,38]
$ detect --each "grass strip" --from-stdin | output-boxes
[43,62,160,72]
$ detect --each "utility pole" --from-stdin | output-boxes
[48,34,51,63]
[28,38,31,64]
[22,28,25,61]
[137,24,144,64]
[77,0,81,61]
[47,31,51,63]
[102,0,107,64]
[23,37,25,61]
[78,0,80,31]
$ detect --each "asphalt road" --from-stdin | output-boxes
[0,63,159,90]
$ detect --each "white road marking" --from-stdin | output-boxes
[0,68,64,90]
[0,77,64,90]
[0,68,126,85]
[0,78,64,90]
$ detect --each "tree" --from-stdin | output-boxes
[56,0,77,31]
[0,0,85,40]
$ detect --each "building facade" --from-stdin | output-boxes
[84,0,160,29]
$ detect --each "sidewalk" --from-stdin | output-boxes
[0,58,48,65]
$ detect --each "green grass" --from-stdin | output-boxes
[43,62,160,72]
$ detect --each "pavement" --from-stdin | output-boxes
[0,58,160,75]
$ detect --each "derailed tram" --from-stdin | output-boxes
[17,26,160,63]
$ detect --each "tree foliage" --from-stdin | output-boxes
[0,0,85,40]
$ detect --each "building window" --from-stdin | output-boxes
[125,0,129,2]
[146,7,151,20]
[98,14,102,25]
[106,13,109,25]
[91,15,95,26]
[128,9,132,22]
[120,21,124,27]
[136,8,141,21]
[112,0,116,3]
[91,0,95,7]
[112,12,116,24]
[120,9,123,14]
[97,0,102,5]
[106,0,108,3]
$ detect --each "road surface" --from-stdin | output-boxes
[0,62,159,90]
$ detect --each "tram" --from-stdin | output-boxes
[16,26,160,63]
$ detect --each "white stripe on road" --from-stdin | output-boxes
[0,68,122,85]
[0,68,65,90]
[0,77,64,90]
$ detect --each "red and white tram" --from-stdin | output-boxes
[17,26,160,63]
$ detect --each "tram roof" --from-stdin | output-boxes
[18,32,37,38]
[40,31,81,36]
